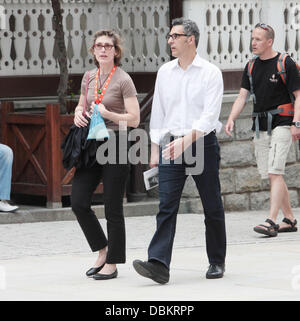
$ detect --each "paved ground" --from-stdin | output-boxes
[0,208,300,301]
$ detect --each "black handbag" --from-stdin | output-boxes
[61,71,102,170]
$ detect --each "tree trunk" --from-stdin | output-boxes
[51,0,68,114]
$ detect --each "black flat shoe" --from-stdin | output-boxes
[86,263,105,277]
[133,259,169,284]
[206,263,225,279]
[93,269,118,280]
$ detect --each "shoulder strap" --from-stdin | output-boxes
[247,57,257,104]
[247,58,256,76]
[277,53,288,85]
[276,53,299,105]
[83,71,90,117]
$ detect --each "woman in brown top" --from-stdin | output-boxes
[72,30,140,280]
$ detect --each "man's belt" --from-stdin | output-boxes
[252,103,294,138]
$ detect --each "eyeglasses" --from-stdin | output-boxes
[255,23,271,31]
[166,33,190,41]
[93,43,115,51]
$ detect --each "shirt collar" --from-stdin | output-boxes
[171,53,203,70]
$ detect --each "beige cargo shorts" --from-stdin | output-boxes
[253,126,292,179]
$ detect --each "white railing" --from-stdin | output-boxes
[0,0,299,77]
[0,0,170,76]
[185,0,300,70]
[104,0,170,72]
[0,0,98,76]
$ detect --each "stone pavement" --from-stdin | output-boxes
[0,206,300,301]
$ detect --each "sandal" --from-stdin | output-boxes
[278,218,297,233]
[254,219,279,237]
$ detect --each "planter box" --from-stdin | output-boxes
[0,102,103,208]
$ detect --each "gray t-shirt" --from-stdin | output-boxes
[81,67,137,130]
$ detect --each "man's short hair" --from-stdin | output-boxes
[172,17,200,47]
[254,23,275,42]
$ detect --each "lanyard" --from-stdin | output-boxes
[94,65,117,104]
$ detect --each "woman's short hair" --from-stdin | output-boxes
[90,30,123,67]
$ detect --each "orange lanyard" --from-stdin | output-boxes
[94,65,117,104]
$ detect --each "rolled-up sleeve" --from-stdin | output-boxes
[192,68,224,134]
[150,70,165,145]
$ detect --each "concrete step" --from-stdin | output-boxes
[0,198,202,224]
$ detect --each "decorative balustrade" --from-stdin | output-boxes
[107,0,170,71]
[283,1,300,62]
[0,0,299,77]
[186,0,300,70]
[199,0,262,69]
[0,0,99,76]
[0,0,170,76]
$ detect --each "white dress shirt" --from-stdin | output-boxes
[149,53,224,145]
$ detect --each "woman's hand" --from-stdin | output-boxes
[90,102,109,118]
[74,109,89,127]
[73,94,90,127]
[90,102,95,115]
[98,103,109,118]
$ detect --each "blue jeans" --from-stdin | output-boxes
[148,132,226,268]
[0,144,13,200]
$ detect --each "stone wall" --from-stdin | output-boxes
[4,94,299,212]
[180,94,300,212]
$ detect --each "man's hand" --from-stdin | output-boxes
[225,119,234,137]
[162,137,185,161]
[150,142,159,168]
[291,90,300,142]
[291,125,300,141]
[224,88,248,137]
[162,130,204,161]
[150,153,159,168]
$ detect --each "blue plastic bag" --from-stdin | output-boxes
[87,104,109,140]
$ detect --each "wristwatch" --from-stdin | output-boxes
[291,121,300,128]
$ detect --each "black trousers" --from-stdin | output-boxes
[71,135,129,264]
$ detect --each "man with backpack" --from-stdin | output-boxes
[225,23,300,237]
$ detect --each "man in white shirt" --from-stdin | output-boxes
[133,18,226,284]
